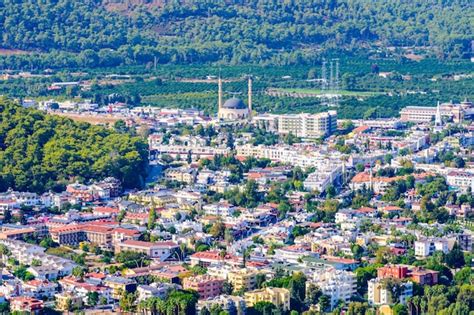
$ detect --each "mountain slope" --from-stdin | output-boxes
[0,0,472,65]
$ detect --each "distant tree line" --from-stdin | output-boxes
[0,0,472,70]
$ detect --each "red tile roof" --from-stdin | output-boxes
[352,125,370,134]
[356,207,377,214]
[120,239,178,248]
[93,207,119,214]
[190,250,238,261]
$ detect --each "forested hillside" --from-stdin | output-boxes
[0,0,472,68]
[0,98,148,193]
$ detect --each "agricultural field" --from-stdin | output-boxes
[270,88,385,97]
[1,56,472,119]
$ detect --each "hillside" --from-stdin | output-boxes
[0,0,472,68]
[0,98,148,193]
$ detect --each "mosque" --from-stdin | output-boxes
[217,76,252,121]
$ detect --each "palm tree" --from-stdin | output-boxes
[219,249,227,261]
[179,243,187,261]
[243,247,252,267]
[0,244,11,266]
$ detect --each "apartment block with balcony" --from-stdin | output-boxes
[227,268,260,292]
[275,111,337,139]
[414,238,449,257]
[244,287,290,312]
[368,278,413,305]
[307,267,356,310]
[183,275,224,300]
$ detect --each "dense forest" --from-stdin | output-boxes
[0,98,148,193]
[0,0,472,69]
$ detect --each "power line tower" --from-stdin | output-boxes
[321,59,328,106]
[321,60,328,90]
[333,58,340,107]
[329,60,334,93]
[321,59,341,107]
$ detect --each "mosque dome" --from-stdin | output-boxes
[222,98,247,110]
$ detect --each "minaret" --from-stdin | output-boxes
[248,76,252,119]
[435,101,442,127]
[218,75,223,119]
[369,166,373,191]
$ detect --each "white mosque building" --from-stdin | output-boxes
[217,76,252,121]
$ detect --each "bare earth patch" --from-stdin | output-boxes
[0,48,30,56]
[52,112,124,125]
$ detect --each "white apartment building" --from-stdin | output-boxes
[236,144,344,169]
[414,238,449,257]
[307,267,356,310]
[358,119,404,129]
[137,283,178,302]
[335,209,357,224]
[0,240,77,278]
[277,111,337,138]
[446,171,474,193]
[368,278,413,305]
[396,131,429,152]
[197,295,246,314]
[400,106,440,123]
[254,111,337,138]
[304,165,342,193]
[202,202,236,217]
[149,143,230,160]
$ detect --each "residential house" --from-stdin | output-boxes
[10,297,44,314]
[115,240,179,261]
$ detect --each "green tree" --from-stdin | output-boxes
[305,283,322,307]
[445,242,465,269]
[347,302,370,315]
[119,291,136,312]
[39,237,56,249]
[72,266,85,279]
[289,272,307,312]
[210,221,225,239]
[454,267,472,285]
[393,303,408,315]
[87,291,99,306]
[318,295,331,312]
[3,210,12,224]
[355,264,379,295]
[116,251,150,268]
[148,207,157,230]
[200,307,211,315]
[249,301,276,315]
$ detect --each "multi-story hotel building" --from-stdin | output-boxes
[399,100,473,123]
[254,111,337,139]
[49,224,140,249]
[446,170,474,193]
